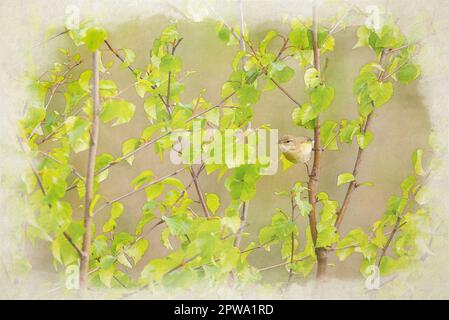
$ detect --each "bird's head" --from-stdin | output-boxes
[278,135,297,153]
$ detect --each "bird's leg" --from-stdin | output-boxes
[304,163,310,177]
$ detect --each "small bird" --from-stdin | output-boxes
[278,135,314,175]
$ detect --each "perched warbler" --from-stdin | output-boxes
[278,135,314,174]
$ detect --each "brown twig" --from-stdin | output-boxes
[104,40,139,76]
[27,60,83,141]
[188,166,210,218]
[287,194,296,285]
[38,150,84,181]
[93,167,186,216]
[376,175,430,267]
[271,78,302,106]
[63,232,84,258]
[234,201,249,248]
[335,50,388,230]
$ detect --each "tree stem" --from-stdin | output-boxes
[79,50,100,292]
[308,1,327,280]
[189,166,210,218]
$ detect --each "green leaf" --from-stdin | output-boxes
[232,51,247,71]
[99,258,116,288]
[221,216,241,233]
[259,30,278,54]
[99,80,118,98]
[412,149,425,176]
[359,181,374,187]
[375,24,404,49]
[310,85,335,111]
[20,106,46,135]
[320,120,339,150]
[205,193,220,215]
[131,170,154,189]
[126,239,149,264]
[339,119,360,144]
[95,153,114,182]
[100,99,136,126]
[145,183,164,200]
[159,55,182,73]
[280,154,294,171]
[378,256,409,276]
[369,81,393,108]
[164,214,191,237]
[296,200,312,217]
[162,177,185,190]
[304,68,321,89]
[358,102,375,118]
[110,202,124,219]
[84,27,108,51]
[386,196,407,216]
[64,81,88,113]
[160,228,173,249]
[78,70,93,92]
[121,138,140,165]
[322,35,335,53]
[121,48,136,69]
[65,116,90,153]
[354,26,371,48]
[337,173,355,186]
[217,23,231,43]
[292,103,319,127]
[397,64,420,84]
[356,131,374,149]
[316,225,339,248]
[289,25,309,49]
[400,175,417,196]
[160,25,179,43]
[236,84,260,106]
[268,62,294,84]
[336,228,369,261]
[103,202,124,233]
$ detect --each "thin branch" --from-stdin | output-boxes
[165,255,200,275]
[93,167,186,216]
[104,40,139,77]
[188,166,210,218]
[18,139,46,196]
[38,106,83,145]
[63,232,84,258]
[27,60,83,141]
[323,3,355,43]
[240,239,274,254]
[258,256,306,272]
[234,201,249,247]
[271,78,302,107]
[376,176,430,267]
[382,58,412,81]
[335,50,388,229]
[165,38,184,116]
[38,150,84,181]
